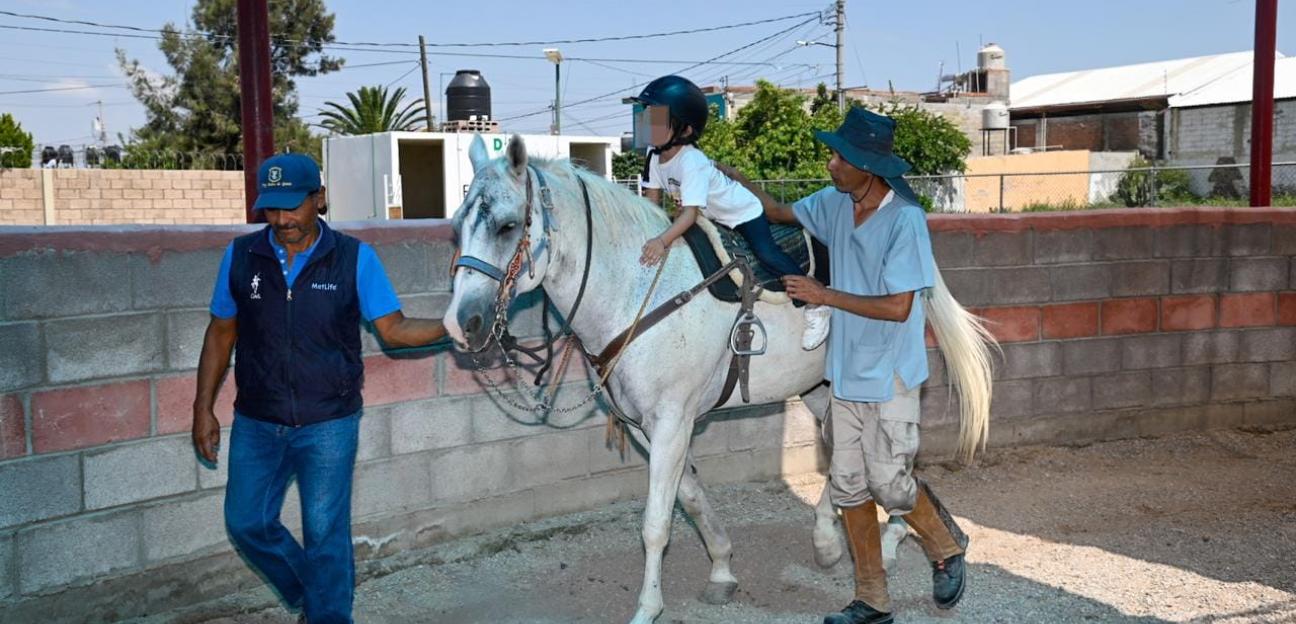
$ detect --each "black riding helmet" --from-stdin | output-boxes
[631,75,709,147]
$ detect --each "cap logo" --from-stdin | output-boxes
[267,166,283,185]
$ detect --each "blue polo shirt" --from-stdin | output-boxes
[210,228,401,322]
[794,187,937,406]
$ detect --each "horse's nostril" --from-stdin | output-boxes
[464,315,483,336]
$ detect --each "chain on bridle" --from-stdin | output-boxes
[451,165,603,423]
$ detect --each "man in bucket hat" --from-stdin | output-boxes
[192,153,447,623]
[725,107,968,624]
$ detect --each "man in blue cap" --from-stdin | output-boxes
[725,108,968,624]
[191,153,446,623]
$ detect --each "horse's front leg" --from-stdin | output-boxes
[629,411,690,624]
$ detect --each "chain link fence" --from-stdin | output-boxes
[19,145,247,171]
[619,162,1296,212]
[910,161,1296,212]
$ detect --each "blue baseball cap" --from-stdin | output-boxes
[253,153,321,210]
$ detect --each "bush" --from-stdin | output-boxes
[1117,156,1199,207]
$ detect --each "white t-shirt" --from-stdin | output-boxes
[641,145,763,228]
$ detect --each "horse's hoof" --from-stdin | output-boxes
[813,527,845,568]
[700,580,739,605]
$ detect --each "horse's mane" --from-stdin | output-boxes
[528,157,670,241]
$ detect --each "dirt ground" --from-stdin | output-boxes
[137,425,1296,624]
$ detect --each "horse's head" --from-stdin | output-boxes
[445,134,553,351]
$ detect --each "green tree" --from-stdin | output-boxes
[695,81,971,205]
[117,0,342,166]
[870,102,971,175]
[0,113,34,168]
[612,149,645,180]
[318,86,426,135]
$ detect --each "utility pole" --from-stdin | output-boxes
[419,35,434,131]
[835,0,846,113]
[236,0,273,223]
[544,48,563,135]
[1249,0,1278,207]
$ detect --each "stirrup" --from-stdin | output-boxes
[729,311,767,356]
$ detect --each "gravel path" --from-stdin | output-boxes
[140,425,1296,624]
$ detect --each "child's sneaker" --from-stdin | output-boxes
[802,304,831,350]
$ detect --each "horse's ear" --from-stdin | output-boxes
[469,134,490,174]
[506,134,527,179]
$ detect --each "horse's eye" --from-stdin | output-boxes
[498,221,517,235]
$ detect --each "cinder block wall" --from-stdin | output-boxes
[0,220,822,622]
[1,208,1294,621]
[0,169,245,226]
[918,207,1296,457]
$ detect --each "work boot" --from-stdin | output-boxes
[902,480,969,609]
[823,501,892,623]
[823,599,894,624]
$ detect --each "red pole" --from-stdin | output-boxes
[1249,0,1278,207]
[237,0,275,223]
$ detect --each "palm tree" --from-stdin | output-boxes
[318,86,428,135]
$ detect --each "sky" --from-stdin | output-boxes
[0,0,1290,149]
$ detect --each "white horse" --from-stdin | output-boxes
[443,135,995,624]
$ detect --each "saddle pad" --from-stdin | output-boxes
[680,216,828,304]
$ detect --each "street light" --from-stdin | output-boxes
[797,38,844,113]
[544,47,563,135]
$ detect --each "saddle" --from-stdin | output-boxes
[680,217,830,304]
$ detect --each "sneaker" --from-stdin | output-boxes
[802,304,831,350]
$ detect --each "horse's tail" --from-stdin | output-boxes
[923,266,999,464]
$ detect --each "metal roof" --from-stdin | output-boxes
[1009,51,1285,111]
[1169,56,1296,108]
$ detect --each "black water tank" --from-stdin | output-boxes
[445,70,491,122]
[105,145,123,163]
[41,146,57,164]
[85,146,100,167]
[57,145,74,167]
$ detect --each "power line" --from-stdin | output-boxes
[0,83,126,96]
[0,9,818,49]
[384,63,421,89]
[0,20,818,70]
[498,14,821,122]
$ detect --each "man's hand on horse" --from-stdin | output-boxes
[640,237,667,266]
[782,275,831,305]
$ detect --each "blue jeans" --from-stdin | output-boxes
[734,216,808,305]
[225,411,360,624]
[733,215,805,279]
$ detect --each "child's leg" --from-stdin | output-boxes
[733,216,805,280]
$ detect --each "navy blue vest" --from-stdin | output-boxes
[228,222,364,427]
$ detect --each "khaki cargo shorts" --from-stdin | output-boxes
[823,377,921,512]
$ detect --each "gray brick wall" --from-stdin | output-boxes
[2,211,1294,615]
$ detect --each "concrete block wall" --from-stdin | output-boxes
[2,207,1294,620]
[917,207,1296,456]
[0,221,822,621]
[1168,99,1296,194]
[0,169,245,226]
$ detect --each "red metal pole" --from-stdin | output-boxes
[1249,0,1278,207]
[237,0,275,223]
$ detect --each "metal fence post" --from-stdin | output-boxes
[998,174,1005,213]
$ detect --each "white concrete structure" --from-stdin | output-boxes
[322,131,620,221]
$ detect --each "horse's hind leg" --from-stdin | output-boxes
[629,413,691,624]
[812,478,845,567]
[629,430,739,606]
